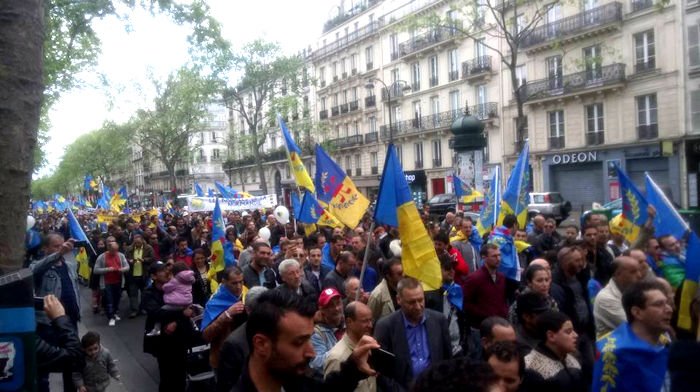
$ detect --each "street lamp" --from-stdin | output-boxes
[365,78,411,144]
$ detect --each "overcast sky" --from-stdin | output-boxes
[40,0,335,177]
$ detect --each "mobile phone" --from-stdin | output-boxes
[33,296,45,310]
[369,347,396,376]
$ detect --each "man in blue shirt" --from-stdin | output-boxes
[374,276,452,388]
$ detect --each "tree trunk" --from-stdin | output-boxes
[253,147,268,194]
[239,171,246,192]
[0,0,44,272]
[166,163,177,195]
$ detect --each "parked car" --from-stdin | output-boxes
[527,192,572,223]
[580,198,622,227]
[427,193,458,219]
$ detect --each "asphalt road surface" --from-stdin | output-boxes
[51,285,160,391]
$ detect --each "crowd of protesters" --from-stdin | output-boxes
[23,202,700,392]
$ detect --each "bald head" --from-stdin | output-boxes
[345,301,373,340]
[445,212,455,223]
[612,256,642,290]
[530,258,550,272]
[628,249,650,278]
[533,215,545,230]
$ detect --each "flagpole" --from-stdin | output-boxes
[356,221,376,302]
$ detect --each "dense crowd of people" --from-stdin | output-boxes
[24,203,700,391]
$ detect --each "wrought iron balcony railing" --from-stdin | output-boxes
[330,134,364,148]
[586,132,605,146]
[521,3,623,49]
[379,104,498,139]
[638,124,658,140]
[549,136,565,149]
[518,63,625,102]
[365,95,376,108]
[462,55,492,79]
[365,132,378,143]
[398,25,461,58]
[631,0,653,12]
[331,106,340,116]
[349,100,359,112]
[319,109,328,120]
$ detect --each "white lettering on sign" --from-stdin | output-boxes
[551,151,598,165]
[405,174,416,183]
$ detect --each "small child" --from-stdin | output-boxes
[148,262,200,336]
[73,331,120,392]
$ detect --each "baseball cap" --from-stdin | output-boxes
[149,261,167,275]
[318,287,342,308]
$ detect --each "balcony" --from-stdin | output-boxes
[433,158,442,167]
[365,132,378,143]
[342,72,348,79]
[412,81,421,92]
[320,109,328,120]
[351,68,357,76]
[349,100,359,112]
[365,95,376,108]
[519,63,626,103]
[314,20,382,61]
[391,51,399,61]
[631,0,653,12]
[320,80,326,88]
[638,124,658,140]
[448,70,459,82]
[429,76,439,87]
[330,134,364,149]
[380,108,483,140]
[634,61,656,74]
[333,75,339,82]
[371,166,378,175]
[381,86,407,101]
[331,106,340,117]
[469,102,499,121]
[586,132,605,146]
[549,136,565,149]
[521,3,623,53]
[340,103,349,114]
[462,55,492,83]
[398,25,461,60]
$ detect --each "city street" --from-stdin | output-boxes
[50,285,159,392]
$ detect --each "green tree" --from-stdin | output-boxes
[134,67,217,192]
[222,40,305,194]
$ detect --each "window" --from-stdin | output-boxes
[476,85,487,117]
[366,46,374,69]
[474,39,486,59]
[370,151,378,174]
[449,90,461,116]
[546,55,563,89]
[515,65,527,87]
[211,131,218,142]
[352,121,359,135]
[343,89,349,104]
[689,24,700,67]
[345,156,352,173]
[448,49,459,81]
[340,57,347,75]
[321,97,327,110]
[332,62,338,79]
[586,103,604,145]
[413,101,422,127]
[335,125,341,139]
[692,90,700,132]
[212,148,220,158]
[369,116,377,132]
[429,56,439,86]
[396,144,403,165]
[352,87,358,101]
[343,124,349,138]
[350,54,357,73]
[583,44,602,80]
[546,3,561,36]
[634,30,656,72]
[319,67,326,85]
[637,93,658,139]
[548,110,565,148]
[390,34,399,59]
[475,0,486,25]
[411,62,421,91]
[414,142,424,168]
[354,154,361,174]
[430,96,440,126]
[284,165,290,179]
[391,68,399,84]
[432,139,442,167]
[511,14,525,35]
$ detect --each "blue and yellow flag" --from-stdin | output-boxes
[110,186,128,212]
[453,173,483,203]
[208,198,229,292]
[645,173,689,239]
[499,141,530,228]
[84,175,97,192]
[291,191,301,217]
[194,182,204,197]
[616,165,648,243]
[314,144,369,229]
[678,233,700,330]
[298,190,343,228]
[477,166,501,235]
[374,144,441,290]
[215,181,252,199]
[279,115,315,192]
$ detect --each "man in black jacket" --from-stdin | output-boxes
[232,289,380,392]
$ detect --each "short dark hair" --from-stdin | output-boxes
[379,257,402,277]
[439,253,454,271]
[583,225,598,234]
[252,241,271,252]
[336,251,354,265]
[535,310,570,341]
[246,289,317,349]
[502,214,518,229]
[331,234,345,244]
[412,357,498,392]
[622,280,667,323]
[484,340,524,380]
[177,236,189,244]
[171,261,189,275]
[480,316,512,340]
[223,265,243,281]
[81,331,100,348]
[524,264,548,283]
[192,248,206,259]
[433,231,450,245]
[480,243,499,258]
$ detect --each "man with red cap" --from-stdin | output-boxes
[310,287,345,375]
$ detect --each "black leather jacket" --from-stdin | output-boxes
[36,315,84,373]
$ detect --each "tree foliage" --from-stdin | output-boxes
[134,67,218,191]
[222,39,305,194]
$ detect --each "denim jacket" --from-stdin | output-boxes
[30,251,80,325]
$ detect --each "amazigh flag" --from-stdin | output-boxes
[616,164,648,243]
[314,144,369,228]
[453,173,483,203]
[297,190,343,228]
[374,144,441,290]
[194,182,204,197]
[476,166,501,235]
[499,141,529,228]
[279,115,315,192]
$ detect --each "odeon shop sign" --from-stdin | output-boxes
[550,151,598,165]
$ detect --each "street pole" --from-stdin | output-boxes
[356,221,376,302]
